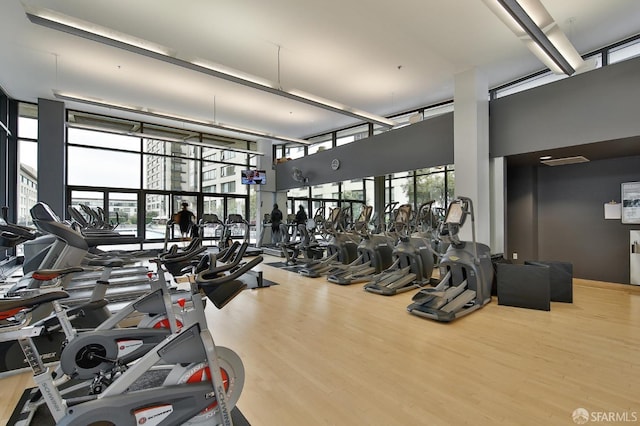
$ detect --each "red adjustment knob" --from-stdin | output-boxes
[147,272,153,279]
[177,298,186,308]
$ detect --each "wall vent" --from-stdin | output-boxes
[541,156,590,166]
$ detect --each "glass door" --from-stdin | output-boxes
[144,193,170,243]
[202,195,225,243]
[107,192,138,237]
[69,190,104,228]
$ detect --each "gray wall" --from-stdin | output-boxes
[497,57,640,284]
[490,55,640,157]
[276,113,453,190]
[507,156,640,284]
[275,55,640,284]
[277,55,640,184]
[505,165,538,263]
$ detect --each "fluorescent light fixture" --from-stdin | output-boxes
[67,122,265,156]
[24,4,396,128]
[23,4,176,57]
[190,59,277,89]
[483,0,585,75]
[285,89,397,127]
[54,91,311,145]
[539,155,552,160]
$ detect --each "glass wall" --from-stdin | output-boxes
[493,70,569,99]
[69,146,141,189]
[286,179,369,230]
[143,140,200,192]
[337,125,368,146]
[65,110,258,246]
[145,193,170,240]
[285,166,453,233]
[284,145,305,160]
[308,134,333,154]
[609,36,640,64]
[364,178,375,207]
[17,103,38,226]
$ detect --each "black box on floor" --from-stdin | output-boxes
[524,260,573,303]
[497,263,551,311]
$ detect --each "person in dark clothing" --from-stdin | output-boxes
[176,202,196,240]
[270,203,283,243]
[295,205,308,226]
[294,205,310,247]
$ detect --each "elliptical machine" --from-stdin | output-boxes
[327,206,394,285]
[407,197,493,322]
[363,204,435,295]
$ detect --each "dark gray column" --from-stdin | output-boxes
[374,175,386,230]
[6,100,18,223]
[0,93,8,211]
[37,98,66,217]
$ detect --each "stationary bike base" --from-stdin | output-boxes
[164,346,245,425]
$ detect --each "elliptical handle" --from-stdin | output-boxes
[196,255,263,286]
[456,196,479,263]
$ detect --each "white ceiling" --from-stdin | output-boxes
[1,0,639,143]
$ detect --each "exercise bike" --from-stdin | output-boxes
[0,258,188,397]
[4,254,262,425]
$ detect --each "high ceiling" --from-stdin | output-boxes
[1,0,639,143]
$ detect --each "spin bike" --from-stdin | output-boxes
[4,256,262,425]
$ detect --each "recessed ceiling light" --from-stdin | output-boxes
[541,156,590,166]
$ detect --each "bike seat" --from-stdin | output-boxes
[32,267,85,281]
[85,258,126,268]
[0,290,70,319]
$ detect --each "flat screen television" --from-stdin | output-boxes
[241,169,266,185]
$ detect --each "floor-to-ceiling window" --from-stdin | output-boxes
[17,103,38,227]
[64,110,257,248]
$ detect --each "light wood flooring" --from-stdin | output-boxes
[1,256,639,425]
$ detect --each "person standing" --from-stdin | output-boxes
[295,205,308,226]
[176,202,196,240]
[295,205,310,246]
[270,203,283,243]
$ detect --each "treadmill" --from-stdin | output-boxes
[223,213,263,256]
[257,214,290,257]
[3,203,183,313]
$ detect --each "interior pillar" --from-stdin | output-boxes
[454,68,490,245]
[37,98,66,218]
[256,139,288,241]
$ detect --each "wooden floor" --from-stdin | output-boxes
[1,256,639,425]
